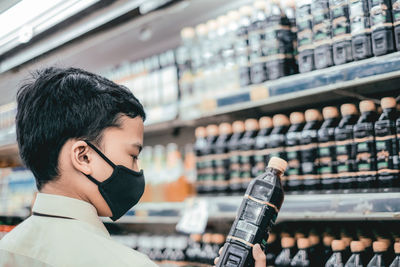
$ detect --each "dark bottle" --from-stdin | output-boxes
[237,5,254,87]
[212,234,226,264]
[240,119,260,191]
[214,123,233,195]
[369,0,395,56]
[254,117,274,177]
[177,27,195,103]
[312,0,334,69]
[281,0,299,73]
[353,100,379,191]
[319,107,341,191]
[367,241,389,267]
[309,233,324,266]
[291,238,312,267]
[204,125,220,194]
[266,233,282,264]
[186,234,203,263]
[200,233,215,264]
[249,1,269,84]
[216,157,287,267]
[301,109,323,191]
[375,97,400,189]
[286,112,306,192]
[229,121,246,194]
[323,236,335,263]
[330,0,354,65]
[326,240,348,267]
[393,0,400,51]
[264,0,296,79]
[296,0,315,73]
[195,127,208,194]
[389,242,400,267]
[267,114,290,189]
[349,0,373,60]
[360,237,374,263]
[342,235,354,261]
[345,241,366,267]
[276,237,298,267]
[335,104,359,191]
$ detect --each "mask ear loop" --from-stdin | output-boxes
[84,140,117,168]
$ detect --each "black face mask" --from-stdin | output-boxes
[83,141,145,221]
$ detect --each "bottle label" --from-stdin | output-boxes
[354,135,377,174]
[370,4,393,30]
[376,134,399,174]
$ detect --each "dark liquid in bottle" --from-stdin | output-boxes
[240,119,259,191]
[392,0,400,51]
[326,240,347,267]
[229,121,246,194]
[216,157,287,267]
[254,117,273,177]
[297,0,315,73]
[290,238,312,267]
[349,0,373,60]
[275,237,298,267]
[369,0,395,56]
[214,123,233,195]
[195,127,208,195]
[237,7,253,87]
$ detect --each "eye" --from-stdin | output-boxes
[132,155,139,160]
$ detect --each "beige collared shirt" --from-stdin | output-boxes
[0,193,157,267]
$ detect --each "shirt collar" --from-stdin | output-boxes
[32,193,110,237]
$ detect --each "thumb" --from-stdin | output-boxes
[253,244,267,267]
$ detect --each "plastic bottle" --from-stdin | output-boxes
[309,233,324,266]
[375,97,400,189]
[360,236,374,263]
[369,0,395,56]
[323,235,335,263]
[195,127,208,195]
[326,240,347,267]
[177,27,195,105]
[335,104,359,191]
[225,11,242,94]
[389,242,400,267]
[202,125,219,194]
[286,112,306,192]
[349,0,373,60]
[342,235,354,261]
[291,238,312,266]
[214,123,233,195]
[281,0,299,72]
[312,0,334,69]
[240,119,260,191]
[254,116,274,177]
[330,0,354,65]
[318,107,341,191]
[345,241,366,267]
[296,0,315,73]
[193,24,208,100]
[229,121,246,194]
[276,237,298,267]
[353,100,379,191]
[216,157,287,267]
[237,6,254,87]
[301,109,323,191]
[393,0,400,51]
[367,241,389,267]
[266,233,282,265]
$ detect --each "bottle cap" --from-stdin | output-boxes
[259,116,273,129]
[206,19,218,31]
[290,112,305,124]
[195,127,206,138]
[282,237,296,248]
[281,232,291,238]
[323,106,340,119]
[323,236,334,247]
[202,233,212,243]
[332,240,346,251]
[245,118,259,131]
[295,232,305,240]
[181,27,195,39]
[309,234,320,246]
[206,124,219,136]
[281,0,296,8]
[211,234,225,244]
[254,0,268,10]
[227,10,241,21]
[272,114,290,127]
[217,15,229,27]
[381,97,397,109]
[360,237,372,248]
[267,233,277,244]
[373,241,388,253]
[298,238,311,249]
[239,5,254,16]
[394,242,400,254]
[219,123,232,135]
[305,109,322,122]
[232,121,245,133]
[350,241,365,253]
[377,238,391,249]
[267,157,288,173]
[190,234,202,242]
[359,100,376,113]
[340,103,358,116]
[195,24,208,36]
[341,236,353,247]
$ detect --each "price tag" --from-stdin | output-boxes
[176,198,208,234]
[200,98,217,111]
[250,86,269,101]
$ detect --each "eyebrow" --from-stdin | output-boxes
[132,143,143,152]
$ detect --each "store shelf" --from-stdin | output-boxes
[103,192,400,225]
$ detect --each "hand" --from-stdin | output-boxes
[214,243,267,267]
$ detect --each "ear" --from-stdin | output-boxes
[70,140,93,175]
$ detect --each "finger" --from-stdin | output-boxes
[253,244,267,267]
[214,257,220,265]
[219,247,223,255]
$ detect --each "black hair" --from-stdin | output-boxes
[16,67,146,190]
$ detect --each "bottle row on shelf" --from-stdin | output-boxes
[194,96,400,195]
[0,103,16,147]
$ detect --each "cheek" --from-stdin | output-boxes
[91,158,114,182]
